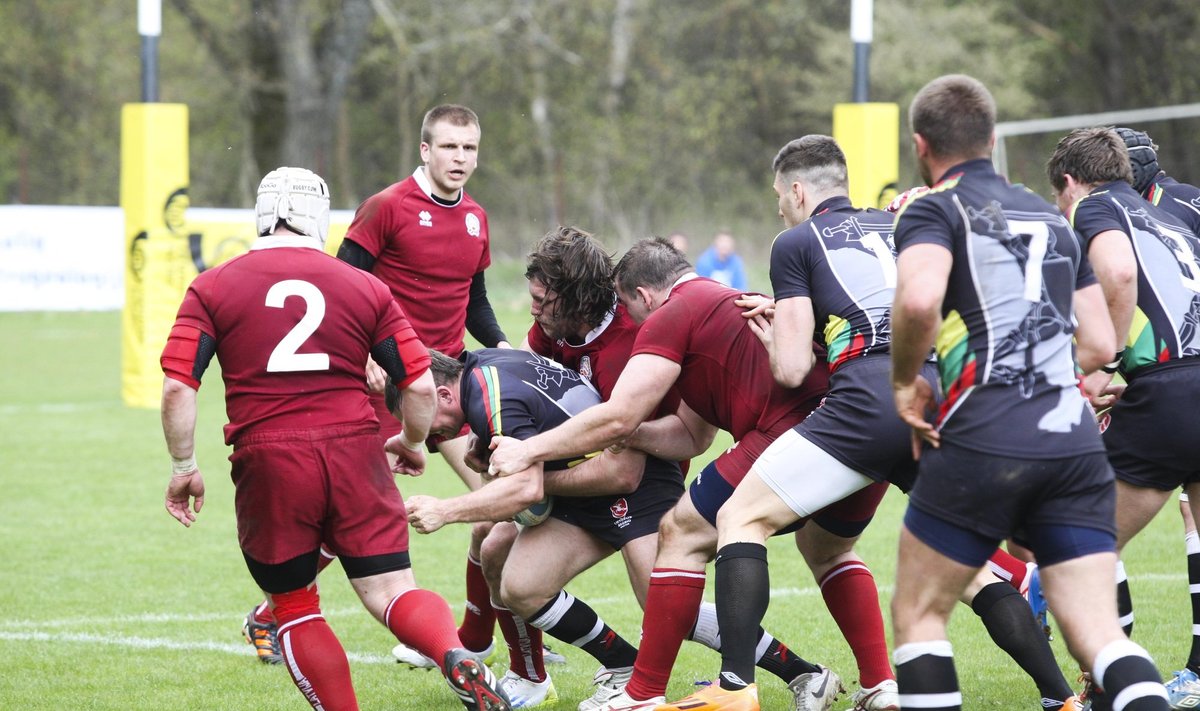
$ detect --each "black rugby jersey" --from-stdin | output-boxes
[1070,180,1200,375]
[770,196,898,370]
[460,349,601,471]
[1144,175,1200,237]
[895,159,1102,458]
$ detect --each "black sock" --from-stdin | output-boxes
[528,590,638,669]
[1117,562,1134,637]
[715,542,769,690]
[1188,543,1200,671]
[686,603,820,680]
[1095,641,1168,710]
[756,635,821,681]
[971,582,1074,701]
[895,641,960,711]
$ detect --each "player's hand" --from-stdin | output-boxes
[1083,371,1124,410]
[893,375,939,458]
[365,356,387,394]
[735,294,775,320]
[462,432,490,474]
[384,434,426,476]
[165,469,205,527]
[744,311,774,350]
[488,435,531,477]
[406,495,446,534]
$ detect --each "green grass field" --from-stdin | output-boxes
[0,270,1189,710]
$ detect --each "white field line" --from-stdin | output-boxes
[0,630,394,664]
[0,402,114,415]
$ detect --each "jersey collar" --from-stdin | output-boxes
[251,233,324,251]
[812,195,853,217]
[412,167,464,207]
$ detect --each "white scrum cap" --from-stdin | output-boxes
[256,167,330,243]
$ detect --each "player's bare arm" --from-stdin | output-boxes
[1087,228,1138,348]
[160,376,205,527]
[751,295,816,388]
[488,353,681,476]
[1073,282,1119,406]
[406,463,545,534]
[891,242,951,449]
[627,400,717,461]
[541,448,646,497]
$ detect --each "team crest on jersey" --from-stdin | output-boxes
[578,355,593,381]
[465,212,481,237]
[418,210,433,227]
[610,497,632,528]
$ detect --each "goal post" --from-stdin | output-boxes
[833,102,900,210]
[120,103,192,409]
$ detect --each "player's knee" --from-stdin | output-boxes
[270,585,321,626]
[480,523,517,591]
[498,570,544,617]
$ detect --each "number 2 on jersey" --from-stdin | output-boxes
[265,279,331,372]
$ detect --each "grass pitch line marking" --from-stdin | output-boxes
[0,630,395,664]
[0,402,115,415]
[0,606,368,629]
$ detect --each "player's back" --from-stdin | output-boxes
[897,158,1098,456]
[633,277,827,440]
[460,349,601,470]
[1148,175,1200,236]
[182,245,404,443]
[1072,180,1200,373]
[771,197,897,370]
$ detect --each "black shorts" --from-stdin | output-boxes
[1103,361,1200,490]
[550,457,684,550]
[907,441,1115,550]
[798,355,936,491]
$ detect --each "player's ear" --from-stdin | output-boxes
[436,384,455,406]
[912,133,930,160]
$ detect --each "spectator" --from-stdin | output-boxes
[695,230,748,290]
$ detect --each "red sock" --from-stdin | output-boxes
[457,554,497,652]
[252,599,274,625]
[625,568,706,700]
[272,587,358,710]
[255,548,338,626]
[819,560,893,688]
[385,588,462,667]
[986,548,1032,593]
[494,603,547,682]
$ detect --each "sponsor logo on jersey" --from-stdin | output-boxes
[465,212,481,237]
[610,497,632,528]
[579,355,593,381]
[418,210,433,227]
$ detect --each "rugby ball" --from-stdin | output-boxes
[513,496,554,526]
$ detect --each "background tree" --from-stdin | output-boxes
[1,0,1196,258]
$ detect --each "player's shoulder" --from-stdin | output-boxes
[457,189,487,213]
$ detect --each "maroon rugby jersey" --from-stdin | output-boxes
[630,276,829,440]
[344,168,491,357]
[161,241,429,445]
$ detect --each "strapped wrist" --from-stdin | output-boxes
[171,454,197,475]
[398,434,425,452]
[1100,348,1126,375]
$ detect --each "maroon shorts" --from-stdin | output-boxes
[230,424,408,564]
